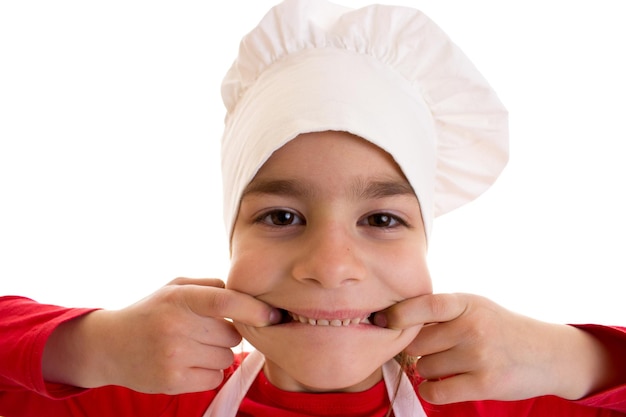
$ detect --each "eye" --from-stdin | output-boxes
[360,212,406,228]
[256,209,304,227]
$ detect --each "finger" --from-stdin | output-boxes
[192,318,243,348]
[157,368,226,395]
[183,286,281,327]
[415,346,474,381]
[403,322,458,357]
[189,343,237,371]
[179,368,226,393]
[374,293,468,330]
[167,277,226,288]
[418,372,488,405]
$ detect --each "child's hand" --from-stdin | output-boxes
[374,293,615,404]
[43,278,280,394]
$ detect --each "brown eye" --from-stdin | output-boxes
[363,213,405,228]
[367,213,393,227]
[259,210,304,226]
[271,211,295,225]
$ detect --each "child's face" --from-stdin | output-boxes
[227,130,432,392]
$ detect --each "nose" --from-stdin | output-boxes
[291,221,367,288]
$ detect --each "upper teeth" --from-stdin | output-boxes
[288,312,371,326]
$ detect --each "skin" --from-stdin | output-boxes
[42,278,281,394]
[377,293,621,403]
[227,130,430,392]
[40,130,624,403]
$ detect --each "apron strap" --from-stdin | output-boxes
[202,350,265,417]
[382,357,428,417]
[203,350,428,417]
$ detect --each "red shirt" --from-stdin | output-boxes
[1,296,626,417]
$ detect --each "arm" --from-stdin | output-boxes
[40,278,280,394]
[0,292,241,416]
[2,278,279,397]
[375,293,626,408]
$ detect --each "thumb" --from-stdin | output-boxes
[374,293,467,330]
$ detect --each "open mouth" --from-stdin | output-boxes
[277,309,375,327]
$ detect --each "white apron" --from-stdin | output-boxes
[203,350,427,417]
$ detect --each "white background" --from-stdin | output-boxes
[1,1,624,325]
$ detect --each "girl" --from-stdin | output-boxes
[1,1,625,416]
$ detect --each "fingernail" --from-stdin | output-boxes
[373,312,387,328]
[269,308,282,325]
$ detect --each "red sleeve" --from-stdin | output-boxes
[0,296,97,397]
[572,324,626,413]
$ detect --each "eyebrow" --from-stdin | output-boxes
[242,179,312,199]
[351,177,416,200]
[241,177,416,200]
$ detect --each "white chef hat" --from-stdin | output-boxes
[221,0,508,241]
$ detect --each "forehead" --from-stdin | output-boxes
[242,131,416,202]
[254,131,406,179]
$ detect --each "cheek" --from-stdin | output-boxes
[378,248,433,297]
[225,245,280,295]
[225,252,255,293]
[228,230,264,293]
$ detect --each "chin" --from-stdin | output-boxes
[243,332,400,392]
[263,349,385,392]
